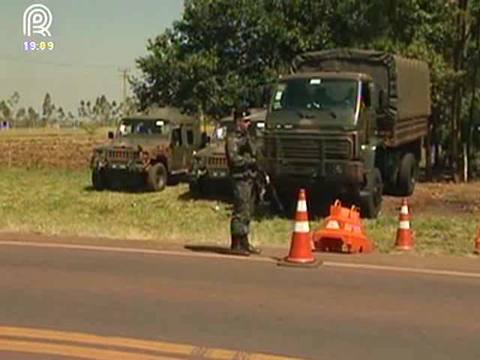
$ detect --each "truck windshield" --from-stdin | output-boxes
[272,78,359,118]
[117,118,170,136]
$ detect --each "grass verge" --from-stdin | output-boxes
[0,167,477,256]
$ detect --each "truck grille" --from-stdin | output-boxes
[106,150,139,162]
[269,136,353,160]
[207,156,227,168]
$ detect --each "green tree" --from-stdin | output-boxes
[134,0,480,178]
[27,107,39,127]
[41,93,56,125]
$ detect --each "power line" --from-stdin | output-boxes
[0,54,128,69]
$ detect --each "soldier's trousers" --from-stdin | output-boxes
[230,177,255,239]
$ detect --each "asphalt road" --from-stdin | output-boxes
[0,243,479,360]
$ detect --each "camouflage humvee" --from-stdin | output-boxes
[188,109,266,196]
[91,107,204,191]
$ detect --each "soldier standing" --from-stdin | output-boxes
[226,107,261,256]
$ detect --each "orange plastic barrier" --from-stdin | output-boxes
[313,200,373,254]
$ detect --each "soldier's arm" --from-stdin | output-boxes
[226,135,254,169]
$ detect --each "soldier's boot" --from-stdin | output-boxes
[240,236,262,255]
[230,238,250,256]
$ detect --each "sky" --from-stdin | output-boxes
[0,0,184,114]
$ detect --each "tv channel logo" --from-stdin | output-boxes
[23,3,53,37]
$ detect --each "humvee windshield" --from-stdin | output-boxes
[212,121,234,141]
[272,78,359,119]
[117,118,171,136]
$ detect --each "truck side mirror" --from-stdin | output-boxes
[108,131,114,139]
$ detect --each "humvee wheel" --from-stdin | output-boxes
[92,169,107,191]
[147,163,167,191]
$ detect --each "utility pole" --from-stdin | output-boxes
[118,68,130,103]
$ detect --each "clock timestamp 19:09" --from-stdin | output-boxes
[23,41,55,51]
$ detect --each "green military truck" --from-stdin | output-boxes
[189,109,266,196]
[263,49,431,218]
[91,107,204,191]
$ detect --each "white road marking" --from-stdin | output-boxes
[0,240,271,263]
[322,261,480,279]
[0,240,479,280]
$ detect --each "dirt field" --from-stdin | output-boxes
[0,128,106,169]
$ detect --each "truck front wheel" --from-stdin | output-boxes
[359,168,383,219]
[147,163,167,191]
[397,153,417,196]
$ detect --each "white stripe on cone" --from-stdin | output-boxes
[326,220,340,230]
[297,200,307,212]
[400,205,409,215]
[399,221,410,230]
[294,221,310,233]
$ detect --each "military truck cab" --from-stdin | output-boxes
[264,49,431,218]
[91,107,202,192]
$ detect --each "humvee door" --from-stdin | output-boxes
[170,124,196,173]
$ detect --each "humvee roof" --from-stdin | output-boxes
[127,107,197,125]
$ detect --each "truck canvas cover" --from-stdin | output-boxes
[291,49,431,145]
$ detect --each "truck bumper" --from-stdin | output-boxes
[267,160,365,187]
[93,160,147,174]
[188,168,230,183]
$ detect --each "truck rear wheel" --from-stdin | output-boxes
[359,168,383,219]
[397,153,417,196]
[147,163,167,191]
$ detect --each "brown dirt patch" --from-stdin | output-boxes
[383,181,480,216]
[0,134,102,170]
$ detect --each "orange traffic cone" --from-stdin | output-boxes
[395,198,414,251]
[278,189,319,268]
[474,226,480,255]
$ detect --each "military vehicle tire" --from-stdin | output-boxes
[189,179,206,197]
[147,163,167,191]
[359,168,383,219]
[92,169,107,191]
[397,153,417,196]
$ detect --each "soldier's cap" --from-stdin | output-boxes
[234,108,251,122]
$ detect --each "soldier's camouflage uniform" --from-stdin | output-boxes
[226,125,257,250]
